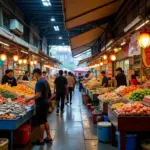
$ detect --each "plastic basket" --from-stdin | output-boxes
[0,138,8,150]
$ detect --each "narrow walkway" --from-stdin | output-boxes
[19,89,117,150]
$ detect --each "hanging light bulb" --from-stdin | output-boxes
[33,60,37,65]
[138,29,150,48]
[30,61,34,65]
[0,53,7,61]
[110,54,116,61]
[23,59,27,64]
[13,55,18,61]
[103,54,108,60]
[100,61,103,66]
[18,59,23,64]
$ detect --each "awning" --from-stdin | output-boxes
[78,56,93,65]
[72,40,95,56]
[70,24,107,50]
[63,0,123,29]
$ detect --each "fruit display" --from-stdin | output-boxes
[116,102,150,115]
[0,114,16,119]
[129,89,150,101]
[98,92,120,103]
[15,97,35,106]
[111,102,125,109]
[92,87,115,94]
[0,84,34,98]
[0,94,6,104]
[0,102,27,118]
[119,85,140,96]
[115,86,126,94]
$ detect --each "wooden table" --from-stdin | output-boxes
[108,106,150,150]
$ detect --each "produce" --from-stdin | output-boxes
[15,97,35,106]
[0,94,6,104]
[98,92,120,103]
[0,114,16,119]
[0,84,34,98]
[119,85,140,96]
[115,86,126,94]
[0,90,17,99]
[116,102,150,115]
[129,89,150,101]
[112,102,125,109]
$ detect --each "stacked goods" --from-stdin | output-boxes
[143,96,150,104]
[0,114,16,119]
[0,102,27,119]
[0,95,6,104]
[87,81,101,89]
[93,87,115,94]
[129,89,150,101]
[141,80,150,88]
[0,90,17,99]
[115,86,126,94]
[98,92,120,103]
[0,84,34,98]
[15,97,35,106]
[119,86,140,96]
[116,102,150,115]
[111,102,125,109]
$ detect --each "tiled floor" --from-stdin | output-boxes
[16,89,117,150]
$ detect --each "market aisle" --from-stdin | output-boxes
[17,89,117,150]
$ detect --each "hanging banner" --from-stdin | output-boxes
[143,46,150,67]
[123,44,129,57]
[128,32,141,57]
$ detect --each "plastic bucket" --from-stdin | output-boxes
[92,112,101,124]
[104,115,109,122]
[116,131,137,150]
[97,122,111,142]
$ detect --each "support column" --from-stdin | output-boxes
[0,5,3,27]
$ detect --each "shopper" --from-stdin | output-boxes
[22,71,30,81]
[115,67,127,87]
[101,71,108,87]
[54,70,67,114]
[66,72,75,105]
[42,71,47,79]
[130,74,138,86]
[71,73,76,92]
[1,69,17,87]
[64,70,68,78]
[26,68,52,145]
[78,73,83,92]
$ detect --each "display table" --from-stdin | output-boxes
[99,100,108,114]
[0,106,36,150]
[108,105,150,150]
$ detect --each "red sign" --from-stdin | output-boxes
[143,46,150,67]
[123,44,129,57]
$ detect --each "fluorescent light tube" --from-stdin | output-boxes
[135,20,149,30]
[0,41,9,47]
[124,16,142,32]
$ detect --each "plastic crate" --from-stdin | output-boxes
[0,138,8,150]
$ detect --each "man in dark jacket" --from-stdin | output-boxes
[1,69,17,86]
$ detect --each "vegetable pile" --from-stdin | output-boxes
[119,86,140,96]
[111,102,125,109]
[116,102,150,115]
[129,89,150,101]
[98,92,120,103]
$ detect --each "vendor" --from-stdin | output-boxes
[101,71,108,87]
[86,71,94,80]
[1,69,17,87]
[115,67,127,87]
[130,74,138,86]
[22,71,30,81]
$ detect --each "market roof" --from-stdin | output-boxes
[15,0,84,46]
[78,56,93,66]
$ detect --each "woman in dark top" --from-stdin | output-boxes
[101,71,108,87]
[115,67,127,87]
[22,71,30,81]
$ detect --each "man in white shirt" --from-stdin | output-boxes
[66,72,75,105]
[86,71,94,80]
